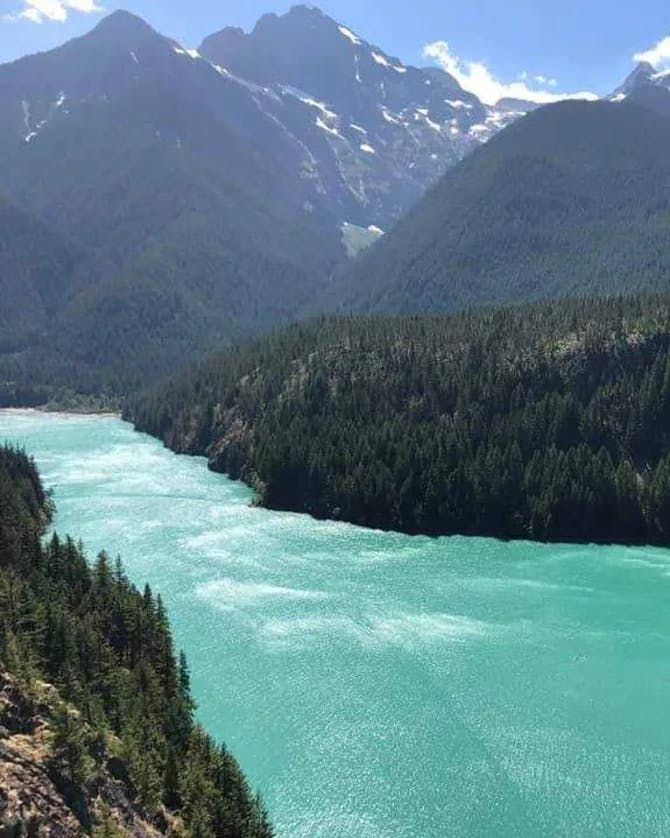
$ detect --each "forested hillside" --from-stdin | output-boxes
[4,14,670,404]
[0,198,110,406]
[0,199,90,355]
[0,445,272,836]
[334,92,670,315]
[0,11,344,400]
[0,6,511,405]
[130,295,670,544]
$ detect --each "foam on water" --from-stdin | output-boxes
[1,410,670,838]
[195,578,331,610]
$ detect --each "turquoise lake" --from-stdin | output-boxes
[1,409,669,837]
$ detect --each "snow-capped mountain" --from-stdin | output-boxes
[2,5,668,396]
[0,5,529,248]
[198,5,491,230]
[198,4,523,233]
[610,61,670,101]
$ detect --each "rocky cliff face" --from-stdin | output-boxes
[199,4,503,231]
[0,671,169,837]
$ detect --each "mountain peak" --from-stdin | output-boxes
[288,4,328,18]
[75,9,172,57]
[92,9,154,34]
[252,4,338,37]
[612,61,656,99]
[635,60,656,74]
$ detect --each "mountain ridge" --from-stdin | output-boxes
[0,4,526,399]
[332,90,670,316]
[1,6,669,400]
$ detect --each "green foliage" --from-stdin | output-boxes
[0,446,272,837]
[0,11,347,402]
[52,708,95,787]
[91,805,124,838]
[336,96,670,316]
[0,182,341,403]
[131,294,670,544]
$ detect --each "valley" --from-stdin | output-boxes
[1,409,669,837]
[3,4,670,836]
[6,6,668,400]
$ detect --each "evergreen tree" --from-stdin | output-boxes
[129,294,670,544]
[0,445,273,837]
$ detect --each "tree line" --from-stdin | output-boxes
[130,293,670,544]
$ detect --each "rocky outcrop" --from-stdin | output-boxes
[0,672,170,837]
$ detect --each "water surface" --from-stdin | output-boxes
[1,410,669,837]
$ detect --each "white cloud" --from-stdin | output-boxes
[423,41,597,106]
[17,6,43,21]
[634,36,670,70]
[520,71,557,87]
[4,0,102,24]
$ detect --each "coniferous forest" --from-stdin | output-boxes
[130,294,670,544]
[0,445,273,836]
[6,7,670,837]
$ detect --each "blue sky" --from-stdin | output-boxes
[2,0,670,102]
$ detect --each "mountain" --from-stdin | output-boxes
[0,10,348,394]
[0,198,92,355]
[334,90,670,315]
[128,294,670,544]
[0,7,527,399]
[199,4,495,230]
[610,60,670,101]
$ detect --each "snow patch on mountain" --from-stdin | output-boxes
[338,25,360,45]
[283,87,338,120]
[316,116,344,138]
[381,108,401,125]
[371,51,407,74]
[172,44,202,60]
[194,5,522,231]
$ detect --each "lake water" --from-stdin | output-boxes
[1,410,669,837]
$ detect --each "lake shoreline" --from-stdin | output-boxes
[5,406,669,551]
[0,407,122,419]
[1,408,669,838]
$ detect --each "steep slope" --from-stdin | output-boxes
[128,294,670,544]
[199,4,492,230]
[0,670,163,836]
[0,10,342,240]
[0,445,272,836]
[0,11,343,393]
[334,92,670,314]
[610,60,670,101]
[0,7,539,398]
[0,198,94,354]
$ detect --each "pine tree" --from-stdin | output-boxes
[51,707,93,788]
